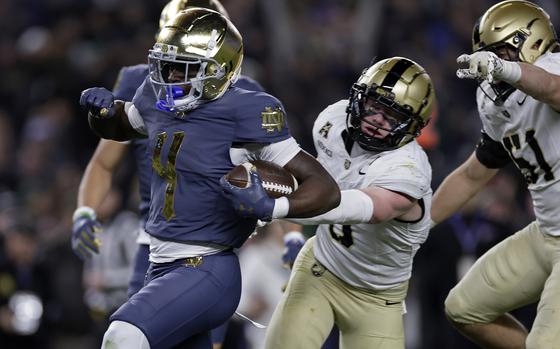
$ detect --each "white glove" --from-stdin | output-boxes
[456,51,521,84]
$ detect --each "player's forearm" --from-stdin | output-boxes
[77,161,113,210]
[512,63,560,111]
[431,155,497,224]
[78,140,128,210]
[88,101,139,141]
[282,152,341,218]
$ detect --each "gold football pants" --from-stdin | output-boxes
[264,237,408,349]
[445,221,560,349]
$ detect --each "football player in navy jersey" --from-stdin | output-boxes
[71,1,264,348]
[79,8,339,349]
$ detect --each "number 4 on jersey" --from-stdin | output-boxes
[152,131,185,220]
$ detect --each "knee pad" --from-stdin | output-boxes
[102,320,151,349]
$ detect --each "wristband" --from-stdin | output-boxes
[272,196,290,219]
[73,206,97,221]
[498,60,522,84]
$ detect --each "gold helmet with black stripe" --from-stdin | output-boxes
[473,0,558,64]
[347,57,435,152]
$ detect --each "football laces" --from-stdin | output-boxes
[262,181,293,195]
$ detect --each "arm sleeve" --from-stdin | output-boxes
[475,130,511,169]
[287,189,373,225]
[231,137,301,167]
[124,102,147,135]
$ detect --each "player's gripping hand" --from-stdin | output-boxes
[456,51,521,84]
[79,87,116,119]
[72,207,102,260]
[282,231,305,269]
[220,169,275,221]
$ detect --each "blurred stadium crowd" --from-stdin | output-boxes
[0,0,558,348]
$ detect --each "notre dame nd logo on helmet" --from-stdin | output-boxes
[261,106,285,133]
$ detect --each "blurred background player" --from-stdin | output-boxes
[80,8,340,349]
[431,1,560,348]
[231,56,435,348]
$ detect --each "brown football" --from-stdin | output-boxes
[225,160,298,198]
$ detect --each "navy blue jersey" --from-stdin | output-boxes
[113,64,152,223]
[112,66,264,224]
[132,77,290,248]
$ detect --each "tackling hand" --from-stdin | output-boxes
[220,169,275,221]
[456,51,521,84]
[79,87,116,118]
[72,208,102,260]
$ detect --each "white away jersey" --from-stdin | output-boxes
[476,52,560,236]
[312,100,433,290]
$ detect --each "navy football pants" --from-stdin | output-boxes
[113,250,241,349]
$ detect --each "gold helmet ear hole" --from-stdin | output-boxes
[532,39,543,50]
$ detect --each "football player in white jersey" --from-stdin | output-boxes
[263,56,436,349]
[430,1,560,348]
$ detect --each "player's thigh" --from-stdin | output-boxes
[334,281,407,349]
[110,251,241,349]
[526,234,560,349]
[264,238,335,349]
[445,222,548,324]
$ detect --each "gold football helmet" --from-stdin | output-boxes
[473,0,558,63]
[347,57,435,152]
[159,0,229,30]
[148,8,243,112]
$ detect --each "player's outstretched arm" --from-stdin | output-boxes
[514,62,560,111]
[282,151,340,218]
[431,152,497,225]
[80,87,145,141]
[456,51,560,110]
[286,185,417,226]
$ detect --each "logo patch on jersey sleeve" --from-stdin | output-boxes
[319,121,333,138]
[261,106,285,133]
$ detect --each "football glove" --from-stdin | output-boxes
[220,169,275,221]
[282,231,305,269]
[79,87,116,118]
[456,51,521,84]
[72,207,102,260]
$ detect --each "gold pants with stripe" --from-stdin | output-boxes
[264,237,408,349]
